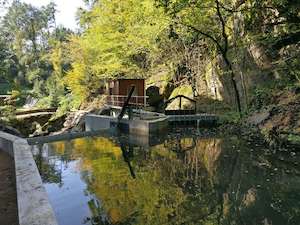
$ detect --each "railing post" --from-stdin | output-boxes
[179,96,182,110]
[105,94,148,108]
[136,96,138,109]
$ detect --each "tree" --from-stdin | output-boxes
[156,0,243,114]
[245,0,300,83]
[66,0,169,102]
[42,26,73,107]
[0,1,56,94]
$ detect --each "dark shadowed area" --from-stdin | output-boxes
[0,150,18,225]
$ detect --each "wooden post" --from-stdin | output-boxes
[118,86,135,122]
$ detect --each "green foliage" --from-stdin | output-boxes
[287,134,300,145]
[1,0,300,114]
[66,0,169,102]
[0,2,73,109]
[244,0,300,87]
[250,87,273,111]
[219,111,242,124]
[0,82,11,94]
[0,1,56,91]
[56,94,81,117]
[44,34,72,107]
[0,105,15,120]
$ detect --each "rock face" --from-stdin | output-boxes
[146,86,162,106]
[166,85,194,110]
[146,86,164,111]
[150,43,277,114]
[194,45,275,111]
[246,108,271,126]
[8,112,54,137]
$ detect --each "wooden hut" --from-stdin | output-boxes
[106,79,146,107]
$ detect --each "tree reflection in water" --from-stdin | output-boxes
[32,131,300,225]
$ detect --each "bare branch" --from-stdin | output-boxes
[217,0,276,13]
[179,22,225,54]
[215,0,228,53]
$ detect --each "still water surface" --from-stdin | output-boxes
[32,129,300,225]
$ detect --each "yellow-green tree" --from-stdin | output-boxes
[66,0,169,102]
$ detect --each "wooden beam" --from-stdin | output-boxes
[117,86,135,122]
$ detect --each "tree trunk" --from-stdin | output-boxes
[222,53,242,115]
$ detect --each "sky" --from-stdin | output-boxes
[21,0,86,30]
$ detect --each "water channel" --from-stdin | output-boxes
[31,128,300,225]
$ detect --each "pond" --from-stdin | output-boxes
[31,128,300,225]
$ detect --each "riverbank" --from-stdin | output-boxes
[1,87,299,152]
[245,88,300,149]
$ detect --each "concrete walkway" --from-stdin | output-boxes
[167,113,218,122]
[0,132,58,225]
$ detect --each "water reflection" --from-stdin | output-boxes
[32,131,300,225]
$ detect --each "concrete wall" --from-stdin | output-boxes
[85,114,168,136]
[85,114,116,131]
[0,132,58,225]
[0,132,17,156]
[126,117,168,136]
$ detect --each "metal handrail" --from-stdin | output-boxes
[105,95,149,107]
[164,95,196,114]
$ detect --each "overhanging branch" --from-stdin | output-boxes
[215,0,228,53]
[180,22,225,54]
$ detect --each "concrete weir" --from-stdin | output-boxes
[85,113,218,135]
[85,114,168,136]
[115,117,168,136]
[0,132,58,225]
